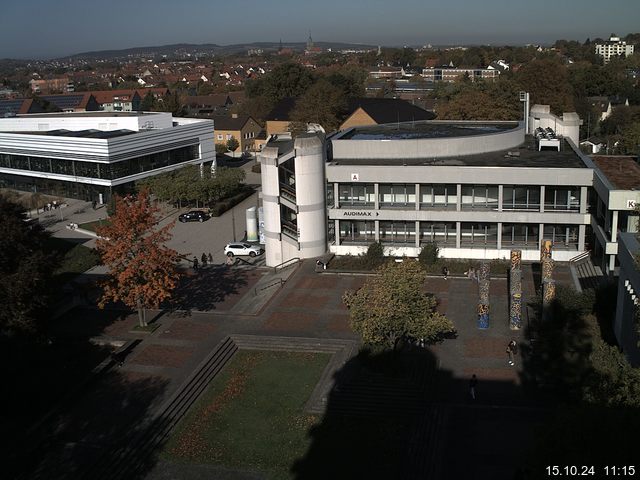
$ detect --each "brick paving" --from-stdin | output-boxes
[26,260,580,480]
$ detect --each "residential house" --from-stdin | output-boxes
[213,114,262,152]
[596,34,635,64]
[38,93,100,112]
[91,90,142,112]
[340,98,435,130]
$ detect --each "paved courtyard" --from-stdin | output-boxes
[14,255,573,480]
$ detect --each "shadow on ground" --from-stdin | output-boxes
[292,345,544,480]
[1,307,171,480]
[170,266,250,312]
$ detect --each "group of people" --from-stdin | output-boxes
[42,200,59,212]
[469,340,519,400]
[441,265,481,280]
[192,252,214,270]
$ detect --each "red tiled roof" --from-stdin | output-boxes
[593,156,640,190]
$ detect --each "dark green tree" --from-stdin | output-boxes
[291,79,347,131]
[0,197,58,336]
[226,136,240,152]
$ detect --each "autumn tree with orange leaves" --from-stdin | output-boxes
[96,189,180,327]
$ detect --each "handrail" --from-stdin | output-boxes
[569,251,590,264]
[254,278,285,296]
[273,257,301,273]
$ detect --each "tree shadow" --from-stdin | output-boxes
[518,283,640,476]
[1,305,171,480]
[168,266,250,313]
[291,345,544,480]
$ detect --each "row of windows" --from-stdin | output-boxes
[329,183,581,211]
[0,145,199,181]
[335,221,579,249]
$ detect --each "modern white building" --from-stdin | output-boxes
[258,108,598,267]
[595,34,635,64]
[613,232,640,366]
[0,111,214,203]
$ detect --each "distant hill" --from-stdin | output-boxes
[61,41,377,60]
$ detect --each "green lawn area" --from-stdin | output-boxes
[45,236,100,282]
[163,350,331,479]
[77,218,110,233]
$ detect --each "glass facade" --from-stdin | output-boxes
[0,145,199,181]
[379,184,415,208]
[544,187,580,211]
[502,224,539,247]
[339,220,376,244]
[338,183,375,208]
[503,186,541,210]
[461,185,499,210]
[420,222,456,245]
[543,224,579,249]
[460,222,498,247]
[420,184,457,209]
[379,221,416,244]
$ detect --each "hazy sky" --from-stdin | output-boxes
[1,0,639,59]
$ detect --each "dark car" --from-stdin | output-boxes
[178,210,209,222]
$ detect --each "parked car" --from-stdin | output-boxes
[224,242,263,257]
[178,210,209,222]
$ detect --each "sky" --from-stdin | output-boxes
[0,0,639,59]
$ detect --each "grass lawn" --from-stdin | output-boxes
[45,236,100,282]
[163,350,331,479]
[77,218,111,233]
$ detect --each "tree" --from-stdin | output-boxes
[418,242,439,267]
[343,261,455,350]
[246,62,315,103]
[291,79,347,131]
[0,196,58,336]
[139,91,158,111]
[514,58,575,114]
[215,143,228,156]
[96,189,180,327]
[226,136,240,152]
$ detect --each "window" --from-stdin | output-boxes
[226,134,232,140]
[217,134,223,140]
[379,184,415,207]
[461,185,498,210]
[339,220,375,244]
[460,223,498,247]
[326,182,334,208]
[502,224,539,247]
[379,221,416,244]
[338,183,375,208]
[503,186,540,210]
[420,222,456,245]
[544,187,580,211]
[543,224,579,250]
[420,184,457,209]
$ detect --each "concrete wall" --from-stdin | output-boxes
[294,135,327,258]
[1,111,174,131]
[528,105,582,145]
[259,145,282,267]
[331,122,524,159]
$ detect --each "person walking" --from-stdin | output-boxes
[507,340,517,366]
[201,253,208,267]
[208,252,213,263]
[470,374,478,400]
[193,257,199,270]
[442,265,449,280]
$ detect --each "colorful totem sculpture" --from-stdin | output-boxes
[477,262,490,329]
[510,249,522,271]
[510,265,522,330]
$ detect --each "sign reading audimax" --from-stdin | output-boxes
[342,211,380,217]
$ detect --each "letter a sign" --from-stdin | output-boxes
[351,173,359,181]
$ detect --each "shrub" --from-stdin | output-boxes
[208,187,254,217]
[418,242,439,267]
[362,242,385,269]
[251,164,261,174]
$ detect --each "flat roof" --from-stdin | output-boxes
[330,136,588,169]
[7,129,137,139]
[12,112,159,119]
[592,156,640,190]
[337,121,517,141]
